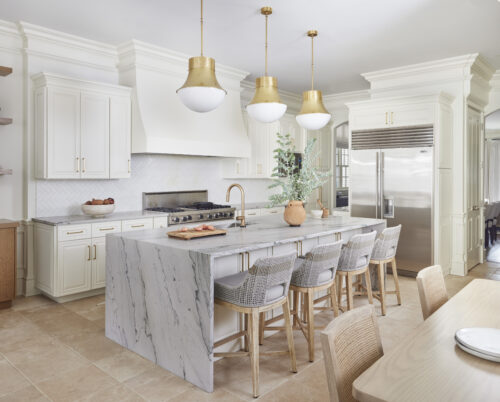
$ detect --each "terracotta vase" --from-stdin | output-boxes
[283,200,307,227]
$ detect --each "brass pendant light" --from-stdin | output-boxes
[177,0,226,113]
[296,30,331,130]
[246,7,287,123]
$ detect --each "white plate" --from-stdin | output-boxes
[455,339,500,363]
[455,328,500,358]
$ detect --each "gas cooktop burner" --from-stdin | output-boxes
[146,207,184,213]
[183,202,232,210]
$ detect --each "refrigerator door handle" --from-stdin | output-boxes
[376,152,380,219]
[380,151,385,219]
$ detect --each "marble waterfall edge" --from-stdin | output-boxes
[105,235,214,391]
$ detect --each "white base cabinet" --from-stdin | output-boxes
[33,73,131,180]
[35,216,162,302]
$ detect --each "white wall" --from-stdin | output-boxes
[35,154,275,217]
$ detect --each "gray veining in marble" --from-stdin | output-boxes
[32,210,169,226]
[105,215,385,392]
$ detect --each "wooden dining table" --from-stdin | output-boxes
[353,279,500,402]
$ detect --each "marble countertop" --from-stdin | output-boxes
[32,210,169,226]
[230,202,281,210]
[109,215,386,257]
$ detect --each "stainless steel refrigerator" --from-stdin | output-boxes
[350,125,434,276]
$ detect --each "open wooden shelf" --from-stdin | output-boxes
[0,169,13,176]
[0,67,12,77]
[0,118,12,125]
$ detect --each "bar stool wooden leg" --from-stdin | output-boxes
[330,282,339,317]
[391,258,402,305]
[346,273,354,311]
[306,290,315,362]
[282,297,297,372]
[259,312,265,345]
[244,314,249,352]
[378,262,386,316]
[337,274,343,306]
[249,309,260,398]
[364,269,373,304]
[292,289,299,327]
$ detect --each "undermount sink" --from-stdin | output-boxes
[216,221,254,229]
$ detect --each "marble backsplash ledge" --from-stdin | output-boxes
[35,154,277,217]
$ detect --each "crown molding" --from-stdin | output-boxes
[491,70,500,89]
[117,39,249,84]
[17,21,118,71]
[323,89,370,109]
[31,72,131,95]
[346,92,455,109]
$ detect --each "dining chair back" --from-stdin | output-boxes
[416,264,448,319]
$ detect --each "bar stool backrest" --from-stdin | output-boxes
[221,253,297,308]
[371,225,402,261]
[338,231,377,271]
[292,241,343,287]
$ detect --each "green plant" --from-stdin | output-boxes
[268,132,331,206]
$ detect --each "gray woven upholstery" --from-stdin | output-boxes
[371,225,402,261]
[291,241,343,288]
[214,253,296,308]
[338,231,377,272]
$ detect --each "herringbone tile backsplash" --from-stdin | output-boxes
[35,154,274,217]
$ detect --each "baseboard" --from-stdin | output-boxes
[39,288,105,303]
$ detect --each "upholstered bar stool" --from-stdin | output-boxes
[366,225,402,316]
[259,242,343,362]
[213,253,297,398]
[336,231,377,312]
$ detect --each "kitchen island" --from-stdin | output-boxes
[105,215,385,392]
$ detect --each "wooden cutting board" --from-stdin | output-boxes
[167,229,227,240]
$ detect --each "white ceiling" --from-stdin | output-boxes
[1,0,500,93]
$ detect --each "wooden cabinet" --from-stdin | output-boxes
[0,220,18,309]
[35,217,154,302]
[33,73,131,180]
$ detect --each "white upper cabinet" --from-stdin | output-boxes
[33,73,131,180]
[223,112,305,179]
[80,92,110,179]
[46,87,81,179]
[110,96,132,178]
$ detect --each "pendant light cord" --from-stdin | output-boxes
[311,34,314,90]
[200,0,204,56]
[265,14,268,76]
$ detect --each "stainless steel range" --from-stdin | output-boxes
[143,190,235,226]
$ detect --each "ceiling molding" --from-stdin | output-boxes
[323,90,370,110]
[117,39,249,85]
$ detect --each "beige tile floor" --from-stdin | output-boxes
[0,260,498,402]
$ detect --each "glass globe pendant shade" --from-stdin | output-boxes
[247,76,287,123]
[296,90,331,130]
[177,56,226,113]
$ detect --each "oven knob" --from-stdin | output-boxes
[223,212,228,217]
[216,213,221,218]
[199,214,204,219]
[229,211,234,217]
[174,217,180,223]
[182,216,188,222]
[208,214,213,219]
[187,215,192,220]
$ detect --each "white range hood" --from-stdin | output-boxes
[117,40,250,158]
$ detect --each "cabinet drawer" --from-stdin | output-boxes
[58,224,92,241]
[122,218,153,232]
[92,221,121,238]
[153,217,169,229]
[261,207,284,216]
[243,208,261,218]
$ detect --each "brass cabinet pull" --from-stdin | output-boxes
[93,244,97,260]
[128,159,131,173]
[87,245,91,261]
[296,240,303,256]
[67,230,84,235]
[99,227,115,231]
[131,224,145,228]
[82,157,86,173]
[270,211,278,214]
[245,251,250,270]
[247,212,257,216]
[76,157,80,173]
[385,112,388,125]
[390,112,394,125]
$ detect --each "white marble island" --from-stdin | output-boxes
[105,215,386,392]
